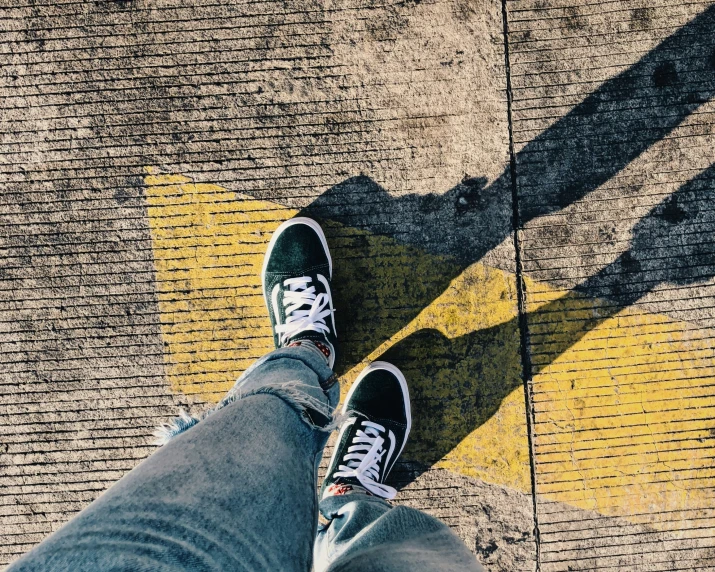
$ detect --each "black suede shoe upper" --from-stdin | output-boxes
[262,220,337,363]
[322,365,410,499]
[264,223,331,278]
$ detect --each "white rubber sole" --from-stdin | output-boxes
[343,361,412,459]
[260,216,333,307]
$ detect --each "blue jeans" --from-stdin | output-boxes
[7,347,483,572]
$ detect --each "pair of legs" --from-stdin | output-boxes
[8,219,483,572]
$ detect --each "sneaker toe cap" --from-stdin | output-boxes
[349,369,409,425]
[265,224,330,275]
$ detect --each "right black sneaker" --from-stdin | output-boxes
[321,361,411,500]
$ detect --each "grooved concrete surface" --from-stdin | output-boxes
[1,0,714,570]
[510,2,715,570]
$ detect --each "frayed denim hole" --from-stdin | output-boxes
[153,409,201,446]
[154,381,341,446]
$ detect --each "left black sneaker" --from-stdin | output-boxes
[261,217,337,368]
[321,361,411,500]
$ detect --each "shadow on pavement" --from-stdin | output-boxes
[389,164,714,472]
[305,6,714,263]
[299,7,715,480]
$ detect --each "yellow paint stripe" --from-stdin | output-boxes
[144,170,715,526]
[525,284,715,520]
[144,170,530,492]
[535,429,713,456]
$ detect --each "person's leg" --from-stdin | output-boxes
[315,494,483,572]
[8,345,337,572]
[314,362,484,572]
[8,217,340,572]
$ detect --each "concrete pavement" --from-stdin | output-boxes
[2,0,714,569]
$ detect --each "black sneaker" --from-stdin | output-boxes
[321,361,411,500]
[261,217,337,368]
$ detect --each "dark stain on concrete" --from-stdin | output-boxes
[113,188,134,203]
[652,61,679,88]
[95,0,133,8]
[455,177,488,215]
[563,7,586,31]
[656,194,689,224]
[478,540,499,559]
[630,7,655,30]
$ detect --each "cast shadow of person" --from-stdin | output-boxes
[301,2,715,376]
[299,6,715,484]
[304,6,714,266]
[383,163,715,485]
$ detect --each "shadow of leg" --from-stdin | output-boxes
[378,323,522,476]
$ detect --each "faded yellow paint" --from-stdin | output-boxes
[144,170,530,492]
[145,170,278,400]
[525,287,715,521]
[144,170,715,524]
[344,260,529,490]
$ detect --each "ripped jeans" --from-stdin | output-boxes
[7,346,483,572]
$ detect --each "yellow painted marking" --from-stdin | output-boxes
[525,288,715,521]
[144,170,530,492]
[144,170,715,525]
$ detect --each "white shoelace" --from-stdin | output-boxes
[274,275,334,345]
[333,420,397,499]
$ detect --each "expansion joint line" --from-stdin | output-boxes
[500,0,541,569]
